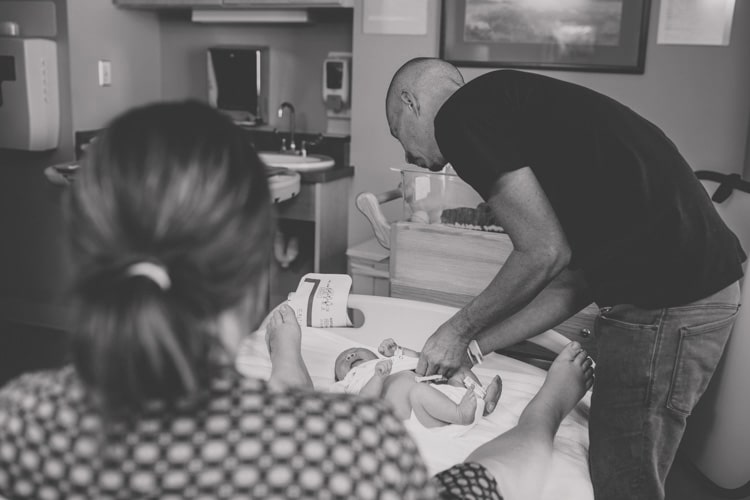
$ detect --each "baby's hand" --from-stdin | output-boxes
[378,338,398,357]
[375,359,393,377]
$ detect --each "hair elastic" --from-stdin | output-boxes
[126,262,171,291]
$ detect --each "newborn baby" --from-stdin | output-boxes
[332,340,502,434]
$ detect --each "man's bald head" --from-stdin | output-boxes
[386,58,464,118]
[385,58,464,171]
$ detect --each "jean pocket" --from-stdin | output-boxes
[597,304,661,330]
[667,309,739,415]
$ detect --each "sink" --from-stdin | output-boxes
[266,167,300,204]
[259,152,335,171]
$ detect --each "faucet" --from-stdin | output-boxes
[277,102,296,153]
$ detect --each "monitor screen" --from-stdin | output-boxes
[209,48,259,115]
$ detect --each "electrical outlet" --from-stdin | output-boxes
[98,60,112,87]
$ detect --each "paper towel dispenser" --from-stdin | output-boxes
[207,45,268,126]
[0,30,59,151]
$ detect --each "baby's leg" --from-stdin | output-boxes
[409,384,477,427]
[446,372,503,416]
[465,341,594,500]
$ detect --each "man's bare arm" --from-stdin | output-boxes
[418,167,572,376]
[474,267,592,354]
[450,166,572,339]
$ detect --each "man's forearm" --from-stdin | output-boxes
[450,248,566,339]
[474,268,592,354]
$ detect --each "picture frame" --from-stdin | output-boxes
[441,0,651,74]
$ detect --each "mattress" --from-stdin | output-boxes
[236,294,593,500]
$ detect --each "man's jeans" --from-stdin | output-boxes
[589,281,741,500]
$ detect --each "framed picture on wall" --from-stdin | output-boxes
[440,0,651,74]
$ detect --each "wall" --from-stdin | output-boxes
[460,0,750,178]
[66,0,162,132]
[348,0,441,246]
[0,0,74,328]
[158,13,352,133]
[0,0,162,329]
[348,0,750,246]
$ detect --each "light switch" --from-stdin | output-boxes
[98,60,111,87]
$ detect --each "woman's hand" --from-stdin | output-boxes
[416,322,471,378]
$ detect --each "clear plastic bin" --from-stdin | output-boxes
[397,166,503,232]
[398,166,483,223]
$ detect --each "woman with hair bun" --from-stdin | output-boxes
[0,100,597,500]
[0,101,431,499]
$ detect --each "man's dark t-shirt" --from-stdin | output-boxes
[434,70,745,308]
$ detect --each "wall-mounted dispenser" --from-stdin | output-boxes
[322,51,351,136]
[207,45,269,126]
[0,22,59,151]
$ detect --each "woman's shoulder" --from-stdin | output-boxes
[0,365,82,410]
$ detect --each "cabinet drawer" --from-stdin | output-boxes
[275,183,315,221]
[390,222,513,302]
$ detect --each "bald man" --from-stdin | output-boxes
[385,57,745,500]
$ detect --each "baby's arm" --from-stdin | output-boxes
[409,384,477,427]
[358,359,392,399]
[378,338,420,358]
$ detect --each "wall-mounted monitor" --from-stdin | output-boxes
[207,45,269,126]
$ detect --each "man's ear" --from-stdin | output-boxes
[400,90,419,115]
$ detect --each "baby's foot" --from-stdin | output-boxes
[456,389,478,425]
[531,342,594,423]
[482,375,503,415]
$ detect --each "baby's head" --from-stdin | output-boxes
[334,347,379,381]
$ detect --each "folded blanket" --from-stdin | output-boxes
[440,203,504,232]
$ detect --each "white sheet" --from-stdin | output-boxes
[236,296,593,500]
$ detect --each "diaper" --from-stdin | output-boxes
[404,383,485,439]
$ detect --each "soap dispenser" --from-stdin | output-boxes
[322,51,351,136]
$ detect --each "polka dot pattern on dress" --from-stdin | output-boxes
[0,366,435,499]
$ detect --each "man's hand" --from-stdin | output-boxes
[375,359,393,377]
[416,322,471,378]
